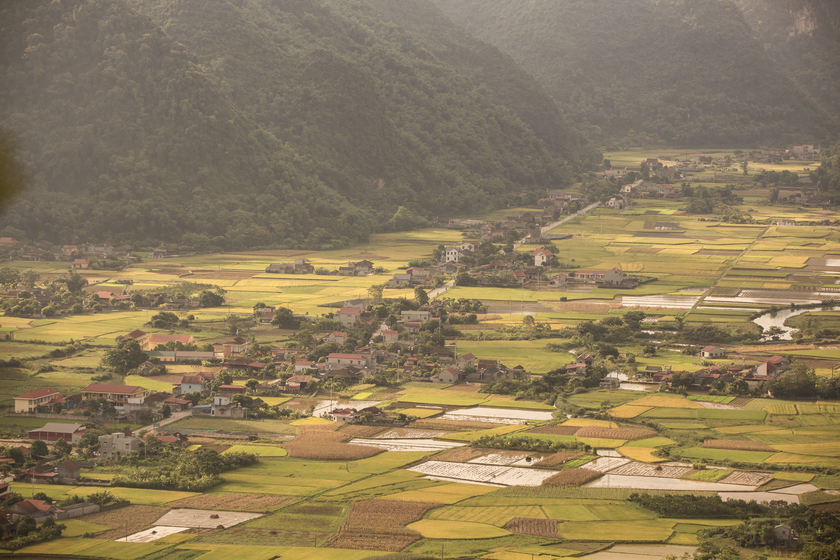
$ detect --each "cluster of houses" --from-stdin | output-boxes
[642,350,792,391]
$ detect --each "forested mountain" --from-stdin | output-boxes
[0,0,593,250]
[433,0,834,147]
[733,0,840,127]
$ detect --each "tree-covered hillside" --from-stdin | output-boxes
[0,0,593,249]
[733,0,840,130]
[434,0,834,147]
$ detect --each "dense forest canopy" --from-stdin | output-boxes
[0,0,593,250]
[433,0,836,147]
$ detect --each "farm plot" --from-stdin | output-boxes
[285,427,383,460]
[702,439,774,452]
[680,448,774,463]
[326,499,441,551]
[373,428,447,439]
[718,471,773,486]
[349,438,464,452]
[610,405,653,419]
[407,519,510,540]
[440,407,554,423]
[609,463,692,478]
[428,505,545,526]
[559,519,675,542]
[575,427,657,441]
[408,460,556,486]
[586,475,756,492]
[386,482,499,504]
[579,457,631,473]
[155,508,262,529]
[542,468,602,487]
[167,493,292,512]
[505,517,560,538]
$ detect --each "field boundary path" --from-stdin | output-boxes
[429,278,455,299]
[513,202,600,249]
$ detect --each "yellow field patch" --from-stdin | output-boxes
[618,447,667,463]
[291,417,334,426]
[774,443,840,457]
[563,418,613,427]
[387,482,497,504]
[630,396,703,409]
[408,519,510,539]
[610,405,652,419]
[766,453,840,466]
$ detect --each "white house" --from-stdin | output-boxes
[337,307,361,328]
[402,310,431,323]
[444,247,461,263]
[533,248,552,267]
[700,346,725,359]
[326,353,367,369]
[432,367,460,384]
[14,388,60,413]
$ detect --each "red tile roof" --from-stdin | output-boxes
[15,388,59,399]
[83,384,143,394]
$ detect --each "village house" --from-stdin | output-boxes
[210,395,246,418]
[336,306,361,328]
[699,346,726,359]
[401,309,431,323]
[326,353,368,369]
[330,408,358,423]
[565,363,588,377]
[323,332,347,345]
[28,423,86,444]
[13,388,61,413]
[756,356,790,377]
[444,246,461,263]
[533,248,552,267]
[286,374,318,392]
[382,330,399,344]
[98,432,141,458]
[548,273,567,288]
[432,367,460,384]
[5,499,62,524]
[70,258,89,269]
[457,353,476,369]
[222,336,250,356]
[177,375,207,395]
[604,167,627,180]
[82,384,147,405]
[56,460,81,483]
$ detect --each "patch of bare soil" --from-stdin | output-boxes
[167,494,292,512]
[433,447,489,463]
[85,505,169,540]
[325,499,442,551]
[539,451,586,467]
[337,425,387,439]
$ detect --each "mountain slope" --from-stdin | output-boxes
[125,0,590,211]
[733,0,840,130]
[1,0,594,249]
[0,0,372,250]
[433,0,832,146]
